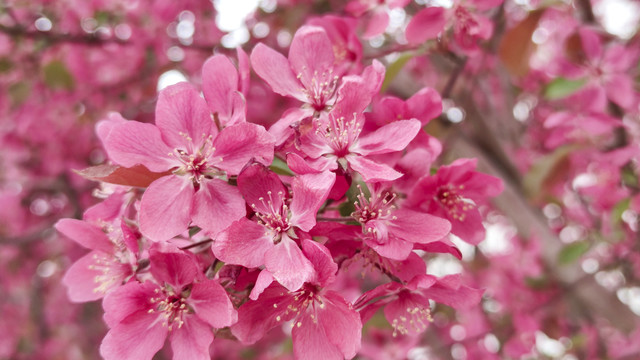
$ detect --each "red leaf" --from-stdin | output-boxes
[74,164,171,187]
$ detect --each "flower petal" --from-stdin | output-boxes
[213,123,275,175]
[63,251,128,302]
[149,248,199,290]
[237,163,287,215]
[355,119,421,156]
[388,209,451,244]
[189,280,238,329]
[212,218,273,268]
[289,171,336,232]
[139,175,194,242]
[192,179,246,238]
[155,82,215,150]
[405,7,447,45]
[202,55,246,126]
[347,155,403,182]
[169,316,213,360]
[288,26,335,89]
[251,43,306,101]
[55,218,113,252]
[102,121,174,172]
[265,235,314,291]
[100,309,168,360]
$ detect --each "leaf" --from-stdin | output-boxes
[270,157,294,176]
[9,82,30,106]
[523,145,576,199]
[0,58,12,73]
[498,9,545,77]
[611,198,631,227]
[74,164,170,187]
[558,241,590,265]
[42,60,74,90]
[544,77,588,100]
[380,52,413,92]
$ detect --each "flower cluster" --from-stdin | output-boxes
[55,24,502,359]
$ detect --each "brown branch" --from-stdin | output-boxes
[0,24,128,46]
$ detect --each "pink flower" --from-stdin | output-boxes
[100,247,237,360]
[212,163,335,291]
[100,82,275,241]
[251,25,344,112]
[351,184,451,260]
[231,240,362,360]
[355,274,483,337]
[289,79,422,183]
[407,158,503,245]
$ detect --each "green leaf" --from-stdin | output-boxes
[9,82,30,106]
[188,226,202,238]
[544,77,587,100]
[270,157,294,176]
[611,198,631,227]
[380,53,413,92]
[43,60,75,90]
[558,241,590,265]
[0,58,12,73]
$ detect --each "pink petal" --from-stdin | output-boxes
[237,163,287,215]
[100,310,168,360]
[425,275,484,309]
[250,43,306,102]
[213,123,275,175]
[289,171,336,232]
[211,218,273,268]
[449,207,486,245]
[63,251,127,302]
[366,232,414,260]
[192,179,246,238]
[407,87,442,125]
[332,78,373,121]
[264,234,314,291]
[82,190,126,223]
[102,281,157,328]
[189,280,237,328]
[388,209,451,244]
[249,270,274,300]
[292,315,343,360]
[288,26,335,89]
[169,316,213,360]
[363,9,389,39]
[231,284,296,344]
[103,121,175,172]
[578,27,603,63]
[202,55,245,126]
[347,155,403,182]
[605,74,635,110]
[149,249,198,289]
[155,82,215,150]
[405,7,447,45]
[55,219,113,253]
[139,175,194,242]
[301,239,337,287]
[269,107,313,147]
[236,47,251,94]
[96,112,128,143]
[361,60,386,95]
[355,119,421,156]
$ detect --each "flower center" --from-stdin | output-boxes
[298,67,339,111]
[252,190,291,236]
[352,186,397,224]
[169,133,223,187]
[435,184,474,221]
[149,287,190,331]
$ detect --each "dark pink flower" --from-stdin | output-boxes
[407,158,503,245]
[56,217,137,302]
[290,78,421,182]
[100,82,275,241]
[251,25,343,112]
[355,274,483,337]
[231,240,362,360]
[212,163,335,291]
[100,248,237,360]
[351,185,451,260]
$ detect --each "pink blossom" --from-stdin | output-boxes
[212,163,335,291]
[100,247,237,360]
[100,82,275,241]
[407,158,503,244]
[231,240,362,360]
